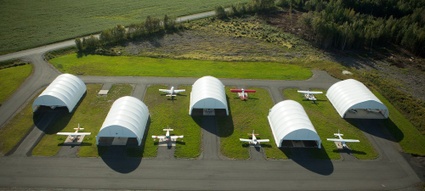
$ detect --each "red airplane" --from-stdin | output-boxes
[230,88,256,100]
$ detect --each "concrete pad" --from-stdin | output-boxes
[63,135,85,145]
[98,89,109,95]
[112,137,128,145]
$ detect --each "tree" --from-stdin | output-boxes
[215,6,227,20]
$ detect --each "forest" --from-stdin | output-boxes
[279,0,425,56]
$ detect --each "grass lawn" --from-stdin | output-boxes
[218,87,287,159]
[143,85,201,158]
[32,84,133,157]
[283,88,378,160]
[0,64,32,105]
[50,54,312,80]
[373,90,425,156]
[0,0,250,54]
[0,96,36,156]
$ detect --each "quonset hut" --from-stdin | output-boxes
[96,96,149,146]
[189,76,228,116]
[326,79,389,119]
[32,73,86,113]
[268,100,321,148]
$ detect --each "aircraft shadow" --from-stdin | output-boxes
[99,146,142,173]
[281,147,334,175]
[346,118,403,142]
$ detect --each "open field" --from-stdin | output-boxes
[0,64,32,105]
[283,88,378,160]
[32,84,133,157]
[50,54,312,80]
[219,87,286,159]
[0,0,250,54]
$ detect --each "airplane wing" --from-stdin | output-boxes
[339,139,360,143]
[174,89,185,93]
[152,135,165,139]
[297,90,323,94]
[239,138,252,142]
[57,132,91,136]
[170,135,184,139]
[230,89,243,93]
[244,89,256,93]
[257,139,270,143]
[159,89,171,93]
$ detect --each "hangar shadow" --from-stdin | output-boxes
[281,147,334,175]
[33,106,73,133]
[98,145,142,173]
[346,118,403,142]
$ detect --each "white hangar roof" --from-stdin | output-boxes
[96,96,149,146]
[267,100,321,148]
[189,76,228,115]
[32,73,86,113]
[326,79,388,118]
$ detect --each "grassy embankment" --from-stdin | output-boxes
[32,84,132,156]
[0,0,250,54]
[283,88,378,160]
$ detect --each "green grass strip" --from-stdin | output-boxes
[373,90,425,156]
[0,64,32,105]
[218,87,287,159]
[50,54,312,80]
[143,85,201,158]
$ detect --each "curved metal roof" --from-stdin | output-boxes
[326,79,388,118]
[189,76,228,115]
[267,100,321,147]
[32,73,86,112]
[97,96,149,146]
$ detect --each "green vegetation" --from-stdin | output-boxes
[0,0,252,54]
[0,97,36,156]
[373,90,425,156]
[219,87,286,159]
[290,0,425,56]
[50,54,312,80]
[32,84,133,157]
[0,63,32,105]
[143,85,201,158]
[283,88,378,160]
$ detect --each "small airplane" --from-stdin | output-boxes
[56,123,91,142]
[326,130,360,149]
[230,88,256,100]
[152,128,184,142]
[297,90,323,103]
[239,130,270,146]
[159,86,185,98]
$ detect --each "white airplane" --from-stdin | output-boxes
[159,86,185,97]
[56,123,91,141]
[297,90,323,103]
[152,128,184,142]
[239,130,270,146]
[326,130,360,149]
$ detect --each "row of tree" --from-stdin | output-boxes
[215,0,276,19]
[285,0,425,56]
[75,15,179,54]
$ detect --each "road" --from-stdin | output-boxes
[0,12,422,191]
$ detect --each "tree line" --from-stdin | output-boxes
[284,0,425,56]
[75,15,179,54]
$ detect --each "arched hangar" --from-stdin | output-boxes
[189,76,228,116]
[268,100,321,148]
[326,79,389,119]
[32,73,86,113]
[96,96,149,146]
